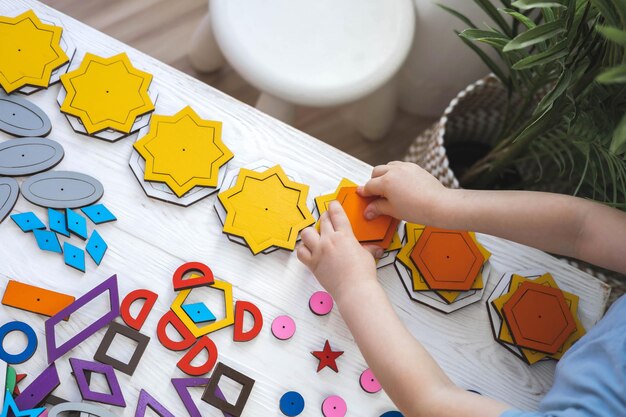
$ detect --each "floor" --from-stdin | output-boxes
[42,0,436,166]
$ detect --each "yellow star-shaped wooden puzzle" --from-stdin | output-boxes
[133,106,234,197]
[60,52,154,134]
[218,165,315,254]
[0,10,69,93]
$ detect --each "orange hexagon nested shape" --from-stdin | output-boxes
[336,186,394,242]
[502,281,576,354]
[409,227,484,291]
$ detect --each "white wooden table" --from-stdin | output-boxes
[0,1,611,416]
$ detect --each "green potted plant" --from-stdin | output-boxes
[417,0,626,208]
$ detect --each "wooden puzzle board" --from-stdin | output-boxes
[0,1,611,415]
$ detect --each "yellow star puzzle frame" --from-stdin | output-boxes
[218,165,315,254]
[492,273,585,364]
[170,279,234,338]
[396,223,490,303]
[0,10,69,93]
[60,52,154,134]
[133,106,233,197]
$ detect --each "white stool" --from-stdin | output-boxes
[189,0,415,140]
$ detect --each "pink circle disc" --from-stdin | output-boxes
[359,368,382,393]
[309,291,333,316]
[321,395,347,417]
[271,315,296,340]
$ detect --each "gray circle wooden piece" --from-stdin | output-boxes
[0,137,64,176]
[48,402,118,417]
[21,171,104,209]
[0,177,19,223]
[0,92,52,137]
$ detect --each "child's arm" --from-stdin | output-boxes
[358,162,626,274]
[298,203,510,417]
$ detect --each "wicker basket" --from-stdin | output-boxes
[404,75,625,306]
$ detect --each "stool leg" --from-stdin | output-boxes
[189,13,225,73]
[256,93,296,125]
[350,79,398,141]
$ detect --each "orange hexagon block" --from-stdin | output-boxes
[502,281,576,354]
[336,186,398,249]
[410,227,484,291]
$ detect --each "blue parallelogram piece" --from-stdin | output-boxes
[63,242,85,272]
[33,229,62,253]
[81,204,116,225]
[48,208,70,237]
[66,208,88,240]
[182,302,216,323]
[11,212,45,232]
[86,230,107,265]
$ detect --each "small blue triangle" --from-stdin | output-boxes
[182,302,216,323]
[81,204,116,224]
[86,230,107,265]
[66,208,88,240]
[48,208,70,237]
[11,212,45,232]
[64,242,85,272]
[33,229,62,253]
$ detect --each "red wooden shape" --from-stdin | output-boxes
[177,336,218,376]
[156,310,196,351]
[120,289,158,331]
[173,262,215,290]
[233,301,263,342]
[311,340,344,373]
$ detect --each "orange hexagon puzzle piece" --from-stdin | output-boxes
[410,227,484,291]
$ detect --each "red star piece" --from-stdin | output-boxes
[311,340,344,373]
[14,373,27,395]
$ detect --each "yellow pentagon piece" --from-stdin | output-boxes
[0,10,69,93]
[170,279,234,338]
[218,165,315,254]
[133,106,233,197]
[60,52,154,134]
[397,224,488,303]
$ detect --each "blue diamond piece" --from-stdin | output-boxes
[48,208,70,237]
[182,302,216,323]
[81,204,116,224]
[66,208,88,240]
[64,242,85,272]
[33,229,62,253]
[11,212,45,232]
[86,230,107,265]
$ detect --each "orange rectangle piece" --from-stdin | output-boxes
[2,280,75,319]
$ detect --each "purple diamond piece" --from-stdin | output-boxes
[171,378,234,417]
[45,275,120,364]
[70,358,126,407]
[15,363,60,410]
[134,389,174,417]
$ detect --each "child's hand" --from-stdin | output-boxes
[297,201,380,301]
[358,161,450,225]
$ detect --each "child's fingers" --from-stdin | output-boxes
[357,177,384,197]
[296,244,313,265]
[300,227,321,251]
[319,211,335,236]
[328,201,353,233]
[362,244,385,259]
[364,197,392,220]
[371,165,390,178]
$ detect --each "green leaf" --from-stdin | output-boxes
[597,26,626,46]
[437,4,478,28]
[474,0,513,37]
[459,28,510,49]
[501,8,536,29]
[455,30,509,82]
[511,0,566,10]
[589,0,621,27]
[610,113,626,155]
[512,40,568,69]
[534,68,572,115]
[596,65,626,84]
[504,20,566,51]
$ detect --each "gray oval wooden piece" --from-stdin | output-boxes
[48,402,117,417]
[21,171,104,209]
[0,138,64,176]
[0,92,52,137]
[0,177,19,223]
